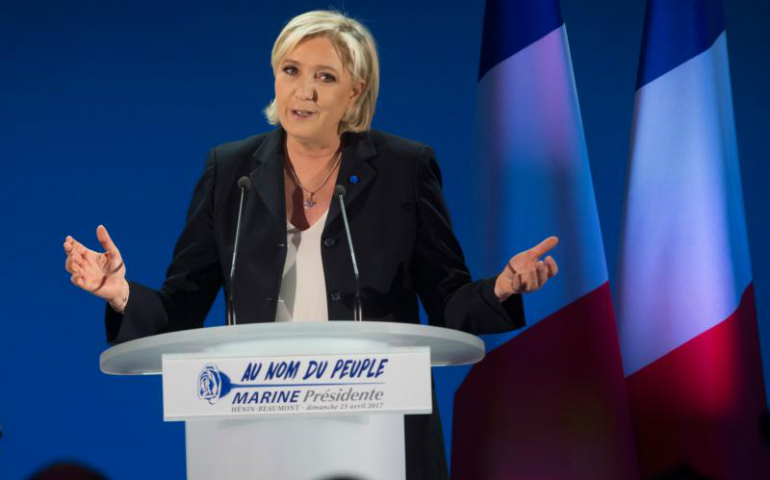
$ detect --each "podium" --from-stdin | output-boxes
[100,322,485,480]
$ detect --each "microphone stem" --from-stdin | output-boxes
[338,193,362,322]
[228,184,248,326]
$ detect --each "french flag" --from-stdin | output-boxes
[451,1,638,478]
[617,0,770,478]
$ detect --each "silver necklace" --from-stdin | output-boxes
[285,145,343,210]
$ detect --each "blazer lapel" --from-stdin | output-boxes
[326,131,378,229]
[248,129,287,225]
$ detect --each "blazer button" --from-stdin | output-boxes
[323,238,336,247]
[330,292,342,302]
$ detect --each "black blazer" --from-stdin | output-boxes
[106,128,525,480]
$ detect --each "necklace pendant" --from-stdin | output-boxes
[303,197,316,210]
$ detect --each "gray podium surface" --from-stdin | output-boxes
[100,321,485,375]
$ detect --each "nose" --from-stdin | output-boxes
[295,77,316,102]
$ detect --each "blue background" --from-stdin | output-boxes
[1,1,768,478]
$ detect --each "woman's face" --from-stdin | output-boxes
[275,36,364,145]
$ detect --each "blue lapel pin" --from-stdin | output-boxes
[349,175,359,184]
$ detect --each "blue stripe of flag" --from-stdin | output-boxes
[478,0,563,81]
[637,0,725,89]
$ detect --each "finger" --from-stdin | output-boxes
[96,225,118,254]
[521,275,531,292]
[71,260,83,275]
[65,255,76,274]
[71,248,88,268]
[70,238,87,256]
[528,236,559,259]
[536,261,548,285]
[512,273,522,293]
[70,273,86,289]
[520,270,535,292]
[545,256,559,277]
[529,270,540,290]
[63,236,74,253]
[70,247,83,264]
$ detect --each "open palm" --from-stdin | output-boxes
[64,225,128,305]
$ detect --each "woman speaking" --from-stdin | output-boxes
[63,10,558,480]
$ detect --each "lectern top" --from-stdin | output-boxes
[100,321,485,375]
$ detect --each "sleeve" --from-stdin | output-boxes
[413,145,525,334]
[105,149,224,344]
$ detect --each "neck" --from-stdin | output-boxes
[286,132,341,164]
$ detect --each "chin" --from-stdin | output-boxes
[284,126,319,141]
[282,121,326,142]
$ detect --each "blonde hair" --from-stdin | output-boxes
[264,10,380,133]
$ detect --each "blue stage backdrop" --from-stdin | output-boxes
[1,1,768,478]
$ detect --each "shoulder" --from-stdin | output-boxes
[210,131,274,162]
[203,130,283,184]
[360,130,438,181]
[365,129,432,160]
[363,130,441,184]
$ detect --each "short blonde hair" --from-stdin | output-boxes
[264,10,380,133]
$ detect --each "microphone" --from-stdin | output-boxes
[228,176,252,326]
[334,185,362,321]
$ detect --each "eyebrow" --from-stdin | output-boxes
[282,58,341,74]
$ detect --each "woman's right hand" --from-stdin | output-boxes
[64,225,129,311]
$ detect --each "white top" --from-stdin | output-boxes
[275,209,330,322]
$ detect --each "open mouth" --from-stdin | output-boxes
[292,109,316,118]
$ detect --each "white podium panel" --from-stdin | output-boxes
[187,415,404,480]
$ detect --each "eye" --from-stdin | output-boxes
[282,66,298,76]
[318,72,337,83]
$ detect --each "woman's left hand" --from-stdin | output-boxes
[494,236,559,301]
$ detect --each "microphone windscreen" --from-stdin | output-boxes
[237,176,252,190]
[334,184,347,196]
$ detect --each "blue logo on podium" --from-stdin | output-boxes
[197,364,233,405]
